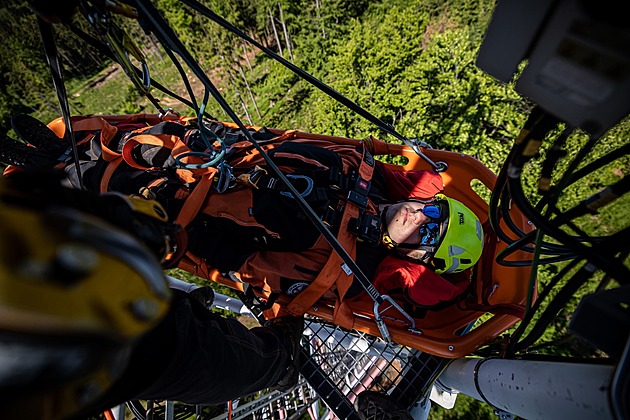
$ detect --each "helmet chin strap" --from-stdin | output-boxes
[380,206,397,250]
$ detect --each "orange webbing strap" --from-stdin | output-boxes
[225,129,298,169]
[46,116,122,192]
[284,203,359,316]
[285,145,375,328]
[168,132,222,228]
[125,130,219,228]
[331,206,359,330]
[179,251,218,285]
[175,171,217,227]
[96,116,218,223]
[332,144,376,328]
[121,132,188,170]
[100,157,123,193]
[48,115,110,138]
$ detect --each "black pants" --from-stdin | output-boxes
[79,290,291,417]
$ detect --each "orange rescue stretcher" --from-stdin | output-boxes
[176,127,535,358]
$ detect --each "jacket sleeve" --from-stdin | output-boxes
[373,256,471,307]
[380,166,444,201]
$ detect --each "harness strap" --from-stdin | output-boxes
[100,157,123,193]
[50,116,122,192]
[132,129,222,227]
[175,170,217,227]
[83,115,218,226]
[238,163,353,193]
[333,143,376,328]
[284,201,359,316]
[286,143,375,322]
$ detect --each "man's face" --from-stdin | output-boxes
[384,201,431,260]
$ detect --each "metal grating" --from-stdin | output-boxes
[111,292,450,420]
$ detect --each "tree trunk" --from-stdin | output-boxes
[58,49,82,76]
[241,100,252,125]
[278,4,294,61]
[218,46,249,124]
[315,0,326,38]
[269,9,283,56]
[149,34,166,65]
[241,39,253,73]
[237,64,261,119]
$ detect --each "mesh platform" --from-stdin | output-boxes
[111,295,452,420]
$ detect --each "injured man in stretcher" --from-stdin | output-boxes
[1,113,484,311]
[0,113,485,417]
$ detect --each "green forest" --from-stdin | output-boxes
[1,0,628,418]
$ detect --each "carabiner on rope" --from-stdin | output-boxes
[407,138,448,173]
[175,121,227,169]
[158,108,181,120]
[215,162,235,193]
[374,295,419,345]
[84,2,150,94]
[280,174,314,199]
[105,23,151,92]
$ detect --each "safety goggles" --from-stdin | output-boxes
[419,204,440,220]
[418,221,440,246]
[417,204,440,246]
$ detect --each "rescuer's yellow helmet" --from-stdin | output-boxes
[0,174,172,419]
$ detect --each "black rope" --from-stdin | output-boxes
[507,168,630,283]
[566,142,630,186]
[130,0,384,303]
[489,106,630,282]
[488,109,587,265]
[537,125,572,197]
[495,232,576,266]
[512,262,596,354]
[561,176,630,222]
[499,195,577,256]
[177,0,445,173]
[490,105,629,356]
[472,357,505,412]
[36,17,84,190]
[504,257,581,356]
[488,107,548,247]
[67,21,213,118]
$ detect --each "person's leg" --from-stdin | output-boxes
[70,289,302,419]
[134,290,301,404]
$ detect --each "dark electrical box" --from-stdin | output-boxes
[476,0,630,137]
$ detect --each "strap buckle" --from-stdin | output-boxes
[347,176,371,208]
[237,166,268,189]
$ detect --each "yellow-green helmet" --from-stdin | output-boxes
[432,194,484,274]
